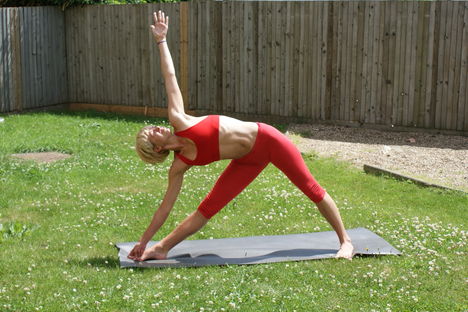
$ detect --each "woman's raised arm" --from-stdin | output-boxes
[150,11,186,128]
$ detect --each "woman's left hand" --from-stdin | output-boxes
[150,10,169,42]
[128,242,147,261]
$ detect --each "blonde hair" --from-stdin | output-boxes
[135,126,170,164]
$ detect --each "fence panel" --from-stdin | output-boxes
[1,2,467,132]
[65,4,181,109]
[184,0,466,131]
[0,7,67,113]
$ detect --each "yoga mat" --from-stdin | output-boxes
[116,227,400,268]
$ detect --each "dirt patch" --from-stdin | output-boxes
[286,124,468,192]
[11,152,71,163]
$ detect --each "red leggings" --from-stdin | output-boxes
[198,123,326,219]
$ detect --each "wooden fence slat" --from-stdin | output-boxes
[236,2,242,113]
[206,2,213,112]
[424,2,436,129]
[342,1,349,122]
[42,7,49,107]
[223,2,231,112]
[271,3,278,116]
[349,1,358,122]
[296,3,304,118]
[374,2,382,124]
[381,1,389,125]
[313,2,320,119]
[1,9,9,112]
[33,7,44,107]
[306,3,313,119]
[338,1,345,121]
[37,7,43,107]
[290,2,299,117]
[368,1,377,124]
[318,2,326,120]
[215,2,223,113]
[414,2,426,128]
[428,1,441,129]
[10,9,21,111]
[239,1,245,113]
[284,2,292,116]
[331,2,339,121]
[345,1,354,123]
[265,1,272,116]
[360,2,369,124]
[312,2,317,119]
[374,1,382,124]
[385,2,396,126]
[49,7,57,104]
[279,3,287,116]
[0,9,4,111]
[8,8,13,110]
[257,1,265,115]
[335,2,343,121]
[248,2,256,114]
[402,2,412,126]
[396,3,406,126]
[435,1,447,129]
[65,8,73,102]
[460,2,468,131]
[449,2,464,130]
[407,2,417,127]
[354,2,364,123]
[270,2,276,116]
[445,2,456,130]
[26,7,33,109]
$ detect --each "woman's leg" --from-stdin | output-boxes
[197,160,268,219]
[141,160,268,260]
[264,125,354,258]
[265,125,326,203]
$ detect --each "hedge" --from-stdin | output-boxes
[1,0,179,8]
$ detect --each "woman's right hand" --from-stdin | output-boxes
[128,242,147,261]
[150,10,169,42]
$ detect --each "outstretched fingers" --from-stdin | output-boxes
[154,10,169,25]
[153,11,158,25]
[158,10,163,22]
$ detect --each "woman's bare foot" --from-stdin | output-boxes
[137,244,168,261]
[335,241,354,260]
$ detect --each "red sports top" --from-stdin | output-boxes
[174,115,220,166]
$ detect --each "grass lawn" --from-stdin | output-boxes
[0,111,466,312]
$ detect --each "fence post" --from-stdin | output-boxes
[180,1,189,110]
[10,8,23,112]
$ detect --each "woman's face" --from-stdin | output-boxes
[148,126,172,150]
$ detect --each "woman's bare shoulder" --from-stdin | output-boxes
[172,114,211,132]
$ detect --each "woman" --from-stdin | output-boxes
[128,11,354,261]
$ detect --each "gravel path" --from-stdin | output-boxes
[286,124,468,193]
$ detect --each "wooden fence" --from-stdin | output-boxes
[186,1,468,131]
[0,7,67,113]
[1,2,467,132]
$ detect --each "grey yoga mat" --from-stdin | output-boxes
[116,227,401,268]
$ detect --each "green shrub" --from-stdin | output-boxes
[1,0,179,8]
